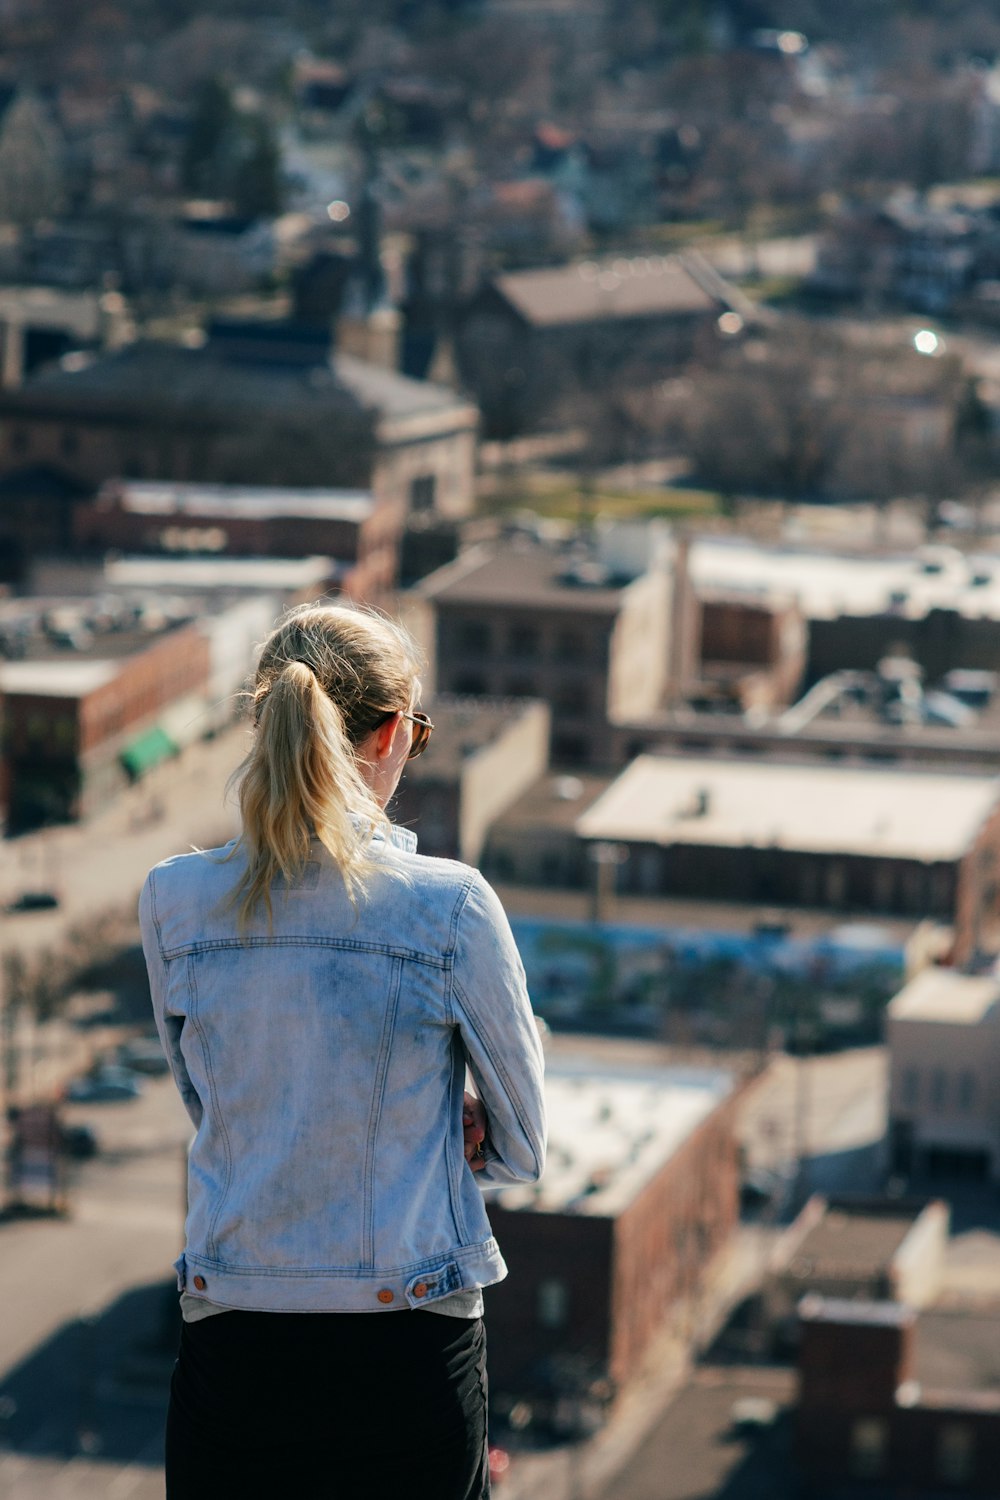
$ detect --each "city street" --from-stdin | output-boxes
[0,1078,191,1498]
[0,725,247,962]
[0,1031,904,1499]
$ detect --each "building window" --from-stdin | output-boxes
[59,429,79,458]
[931,1068,947,1110]
[537,1279,569,1329]
[958,1071,976,1111]
[10,426,29,455]
[454,674,487,696]
[505,677,536,698]
[552,733,587,765]
[849,1418,887,1479]
[458,621,491,655]
[409,474,436,513]
[555,628,583,662]
[509,624,539,659]
[825,861,846,906]
[936,1423,974,1485]
[554,683,587,715]
[902,1068,919,1109]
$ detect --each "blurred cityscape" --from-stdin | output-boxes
[2,0,1000,1495]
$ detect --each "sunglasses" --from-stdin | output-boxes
[400,710,434,759]
[377,709,433,759]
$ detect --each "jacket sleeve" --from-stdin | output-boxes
[139,872,203,1130]
[450,872,546,1188]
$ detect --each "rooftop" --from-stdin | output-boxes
[401,694,548,781]
[487,769,612,835]
[576,755,1000,863]
[4,339,474,428]
[492,1053,735,1217]
[798,1295,915,1328]
[690,536,1000,624]
[416,539,644,613]
[493,251,734,327]
[0,659,119,697]
[888,967,1000,1025]
[104,555,339,592]
[785,1199,929,1283]
[101,480,374,524]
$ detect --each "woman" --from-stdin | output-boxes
[139,602,546,1500]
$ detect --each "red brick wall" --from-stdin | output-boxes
[78,624,210,752]
[484,1086,742,1396]
[484,1208,614,1393]
[610,1091,741,1384]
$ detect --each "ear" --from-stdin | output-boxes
[371,712,401,761]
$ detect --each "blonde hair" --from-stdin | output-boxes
[225,602,422,929]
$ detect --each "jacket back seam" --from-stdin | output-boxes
[160,936,450,968]
[188,952,234,1260]
[363,956,403,1269]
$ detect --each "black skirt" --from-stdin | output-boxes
[165,1308,490,1500]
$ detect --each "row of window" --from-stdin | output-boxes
[453,620,599,663]
[450,672,590,715]
[850,1416,975,1484]
[901,1065,978,1112]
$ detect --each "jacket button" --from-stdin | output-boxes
[413,1282,428,1298]
[377,1289,394,1304]
[193,1275,207,1291]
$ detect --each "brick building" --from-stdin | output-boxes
[0,588,276,829]
[0,622,209,829]
[574,756,1000,964]
[690,535,1000,685]
[414,525,682,767]
[455,252,744,436]
[695,591,807,714]
[389,695,550,864]
[797,1297,1000,1496]
[766,1195,949,1346]
[78,480,400,602]
[484,1052,743,1403]
[0,321,478,565]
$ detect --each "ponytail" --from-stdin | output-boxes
[223,603,422,931]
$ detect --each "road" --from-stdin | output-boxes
[0,725,247,961]
[0,1078,191,1498]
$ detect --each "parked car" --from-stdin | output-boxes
[116,1037,169,1075]
[66,1066,143,1103]
[60,1123,99,1159]
[6,890,60,912]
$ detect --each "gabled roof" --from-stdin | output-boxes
[491,251,740,328]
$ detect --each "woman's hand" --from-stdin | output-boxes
[463,1092,487,1172]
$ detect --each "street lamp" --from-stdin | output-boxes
[587,842,628,925]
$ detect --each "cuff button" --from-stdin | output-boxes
[377,1289,394,1304]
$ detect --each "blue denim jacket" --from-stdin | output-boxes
[138,824,546,1314]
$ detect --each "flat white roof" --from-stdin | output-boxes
[690,536,1000,623]
[0,659,118,697]
[106,555,339,589]
[576,755,1000,862]
[889,967,1000,1025]
[493,1057,734,1216]
[112,482,374,523]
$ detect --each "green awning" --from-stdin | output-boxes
[120,724,177,778]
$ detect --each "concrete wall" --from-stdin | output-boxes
[888,1003,1000,1182]
[458,700,551,865]
[606,568,672,723]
